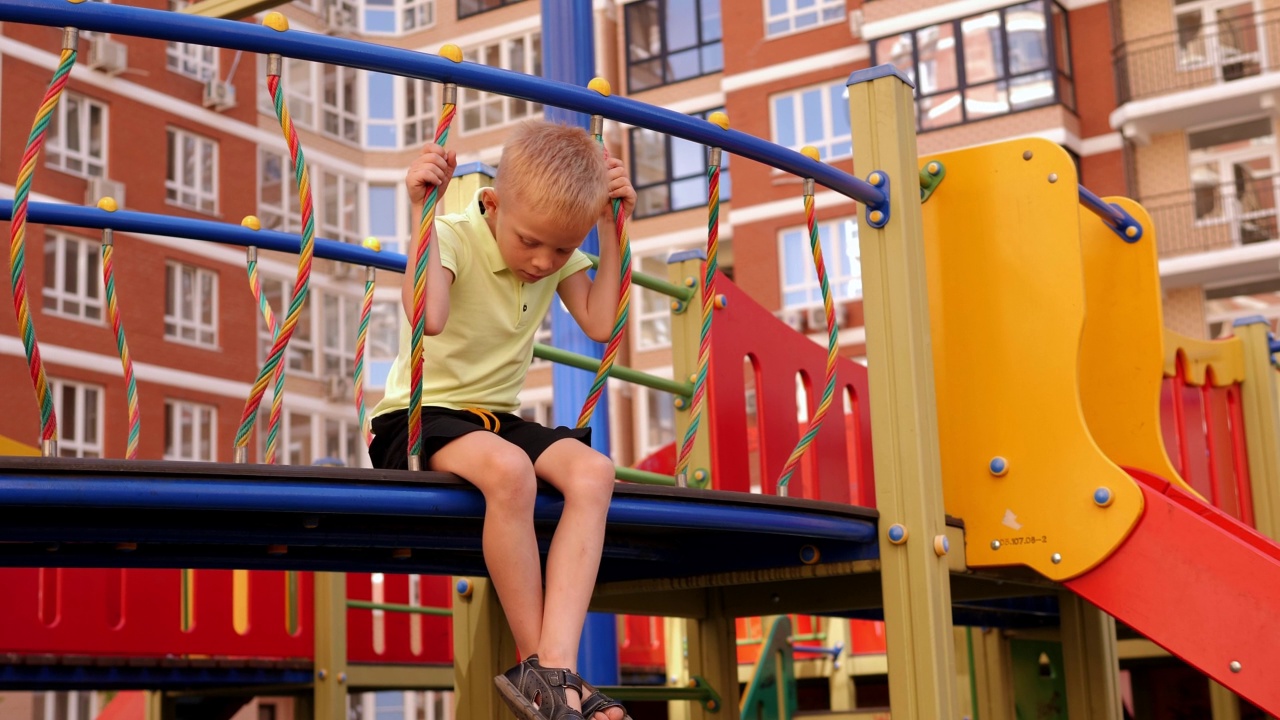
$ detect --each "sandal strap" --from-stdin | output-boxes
[579,679,627,720]
[511,656,585,720]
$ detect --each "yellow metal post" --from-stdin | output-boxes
[1234,319,1280,540]
[847,65,958,717]
[669,252,713,487]
[314,572,349,720]
[827,619,857,711]
[968,628,1015,720]
[666,617,693,720]
[684,590,739,720]
[1058,593,1121,720]
[452,577,517,720]
[1209,681,1243,720]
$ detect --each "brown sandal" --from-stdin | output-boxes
[580,680,632,720]
[494,655,586,720]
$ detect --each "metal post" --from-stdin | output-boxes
[685,589,739,720]
[313,572,348,720]
[1233,318,1280,541]
[541,0,618,686]
[846,65,958,717]
[1058,592,1122,720]
[453,577,518,720]
[668,250,713,488]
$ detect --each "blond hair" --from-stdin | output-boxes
[495,120,608,229]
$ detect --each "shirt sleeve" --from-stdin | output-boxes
[557,249,594,282]
[435,220,465,277]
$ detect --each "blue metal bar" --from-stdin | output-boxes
[0,199,401,271]
[1079,186,1144,242]
[0,475,877,541]
[0,0,882,207]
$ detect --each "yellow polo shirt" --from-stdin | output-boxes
[372,191,593,416]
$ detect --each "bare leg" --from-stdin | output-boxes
[534,439,624,720]
[431,431,543,658]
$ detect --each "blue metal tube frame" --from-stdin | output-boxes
[0,0,882,207]
[1078,186,1144,242]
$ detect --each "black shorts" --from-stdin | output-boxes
[368,407,592,470]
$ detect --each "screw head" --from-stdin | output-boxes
[933,535,950,556]
[989,456,1009,477]
[317,669,328,681]
[1048,173,1059,183]
[869,173,883,186]
[1230,660,1242,673]
[1126,225,1138,238]
[927,162,940,174]
[888,524,909,545]
[456,579,473,598]
[1093,487,1114,507]
[799,544,821,564]
[1051,553,1063,564]
[870,210,884,224]
[1022,150,1034,160]
[674,397,688,410]
[991,540,1002,550]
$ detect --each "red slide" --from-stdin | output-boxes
[1064,468,1280,712]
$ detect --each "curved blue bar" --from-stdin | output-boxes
[0,475,876,542]
[0,199,406,272]
[0,0,882,207]
[1078,186,1144,243]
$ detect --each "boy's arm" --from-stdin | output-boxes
[559,155,636,343]
[401,144,457,335]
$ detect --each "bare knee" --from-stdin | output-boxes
[480,447,537,513]
[563,451,616,508]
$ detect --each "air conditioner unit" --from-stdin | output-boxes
[776,309,804,332]
[324,3,356,33]
[201,79,237,111]
[324,374,351,402]
[87,36,128,75]
[806,304,847,333]
[85,176,125,208]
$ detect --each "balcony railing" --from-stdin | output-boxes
[1115,8,1280,104]
[1142,176,1280,257]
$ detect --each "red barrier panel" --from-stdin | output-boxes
[346,573,453,665]
[618,615,665,671]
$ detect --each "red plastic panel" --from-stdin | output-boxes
[1160,369,1255,525]
[1065,468,1280,713]
[848,620,886,655]
[707,276,874,504]
[346,573,453,665]
[617,615,665,671]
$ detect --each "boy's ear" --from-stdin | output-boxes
[480,188,499,215]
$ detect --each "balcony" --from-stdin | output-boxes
[1112,9,1280,142]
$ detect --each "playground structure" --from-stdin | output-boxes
[2,0,1280,718]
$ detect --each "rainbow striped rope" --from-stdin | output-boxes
[407,101,457,466]
[576,143,632,429]
[235,69,315,457]
[354,266,374,445]
[675,155,721,481]
[246,250,286,463]
[10,44,76,448]
[101,235,140,459]
[776,188,839,495]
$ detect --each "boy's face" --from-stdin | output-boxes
[483,189,595,284]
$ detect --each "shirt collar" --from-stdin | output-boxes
[468,188,509,274]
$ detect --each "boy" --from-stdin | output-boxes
[368,120,634,720]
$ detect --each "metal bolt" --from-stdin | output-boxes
[1051,553,1062,564]
[991,540,1001,550]
[1048,173,1059,183]
[318,669,328,681]
[1230,661,1242,673]
[1022,150,1033,160]
[927,162,940,174]
[338,672,347,684]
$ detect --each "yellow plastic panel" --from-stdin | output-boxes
[1077,197,1191,494]
[1163,329,1245,387]
[0,434,38,456]
[922,139,1142,581]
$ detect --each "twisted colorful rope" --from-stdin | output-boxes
[234,71,315,455]
[776,191,839,494]
[101,239,140,459]
[576,143,632,429]
[246,252,286,463]
[407,103,457,464]
[354,268,374,445]
[675,159,721,481]
[10,46,76,446]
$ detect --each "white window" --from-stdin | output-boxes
[765,0,845,37]
[770,82,852,161]
[258,148,301,234]
[367,72,398,148]
[404,78,439,149]
[362,0,434,33]
[259,57,318,130]
[164,399,216,461]
[367,184,400,254]
[270,411,365,467]
[321,416,365,467]
[165,261,218,347]
[778,216,862,309]
[37,691,99,720]
[636,254,673,350]
[42,232,103,323]
[519,395,553,426]
[321,292,360,377]
[51,380,103,458]
[367,300,401,388]
[320,170,362,244]
[166,127,218,214]
[259,275,315,374]
[1175,0,1262,81]
[460,32,543,133]
[46,92,107,178]
[323,65,360,143]
[166,0,218,80]
[637,384,676,459]
[1186,117,1279,247]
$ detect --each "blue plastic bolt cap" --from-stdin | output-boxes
[989,456,1008,476]
[1093,487,1113,507]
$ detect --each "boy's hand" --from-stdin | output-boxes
[406,143,457,206]
[603,156,637,222]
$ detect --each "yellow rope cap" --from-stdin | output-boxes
[241,215,262,230]
[67,0,87,4]
[800,146,821,162]
[362,236,382,252]
[588,77,612,96]
[263,12,289,31]
[439,44,463,63]
[708,111,730,130]
[95,197,118,212]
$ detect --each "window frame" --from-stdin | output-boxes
[42,231,104,325]
[164,261,220,349]
[624,0,725,92]
[46,92,107,179]
[166,126,219,214]
[763,0,846,38]
[776,215,863,311]
[51,379,104,458]
[362,0,436,33]
[630,107,733,219]
[163,398,217,461]
[769,81,852,161]
[456,0,524,20]
[166,0,218,81]
[459,31,543,134]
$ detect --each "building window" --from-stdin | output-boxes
[42,232,103,323]
[259,148,301,233]
[321,417,365,467]
[165,261,218,347]
[51,380,103,458]
[1175,0,1262,82]
[321,292,360,377]
[364,0,435,32]
[765,0,845,37]
[367,72,398,148]
[164,399,216,461]
[404,78,439,148]
[367,300,401,388]
[368,184,400,254]
[458,0,524,19]
[259,57,318,129]
[320,169,362,244]
[46,92,106,178]
[625,0,723,92]
[871,0,1073,131]
[519,396,552,426]
[779,216,861,309]
[460,33,543,133]
[771,82,851,160]
[166,127,218,214]
[638,384,676,458]
[166,0,218,80]
[1188,117,1278,245]
[322,65,360,143]
[635,254,673,350]
[259,276,315,374]
[631,108,733,218]
[288,411,314,465]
